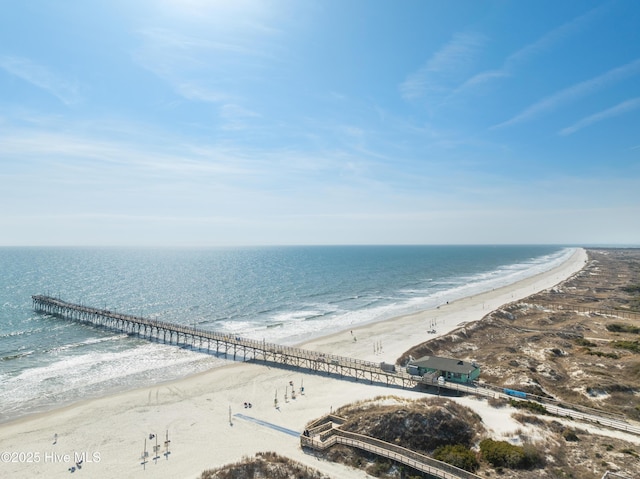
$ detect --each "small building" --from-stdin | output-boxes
[406,355,480,384]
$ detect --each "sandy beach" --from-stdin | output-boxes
[0,248,595,478]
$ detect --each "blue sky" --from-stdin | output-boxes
[1,0,638,246]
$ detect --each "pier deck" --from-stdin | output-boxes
[32,295,640,437]
[32,295,416,388]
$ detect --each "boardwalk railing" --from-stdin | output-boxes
[524,302,640,320]
[33,295,640,437]
[301,416,482,479]
[32,295,416,388]
[436,381,640,436]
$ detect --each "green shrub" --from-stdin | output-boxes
[612,340,640,353]
[433,444,479,472]
[586,350,620,359]
[508,399,547,415]
[622,284,640,294]
[606,323,640,334]
[480,439,541,470]
[575,337,596,347]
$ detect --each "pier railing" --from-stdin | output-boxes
[33,295,640,437]
[31,295,415,388]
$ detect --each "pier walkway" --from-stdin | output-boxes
[32,295,640,438]
[32,295,415,388]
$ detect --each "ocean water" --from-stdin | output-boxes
[0,245,574,422]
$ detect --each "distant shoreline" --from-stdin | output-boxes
[0,248,588,479]
[2,247,583,426]
[0,245,573,425]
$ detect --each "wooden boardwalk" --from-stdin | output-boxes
[32,295,416,388]
[32,295,640,437]
[302,415,482,479]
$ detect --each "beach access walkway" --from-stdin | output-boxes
[32,295,640,438]
[301,414,482,479]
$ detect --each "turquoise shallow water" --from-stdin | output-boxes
[0,245,573,421]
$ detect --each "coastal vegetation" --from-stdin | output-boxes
[307,396,486,477]
[399,249,640,422]
[432,444,479,472]
[507,399,548,415]
[305,394,640,478]
[196,249,640,479]
[331,397,483,453]
[389,249,640,477]
[479,438,543,469]
[612,340,640,353]
[607,322,640,334]
[306,396,582,477]
[199,452,330,479]
[622,284,640,294]
[298,249,640,478]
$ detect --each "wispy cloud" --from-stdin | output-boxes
[400,32,486,101]
[155,0,282,35]
[559,97,640,136]
[0,128,257,180]
[219,103,261,130]
[137,27,260,60]
[132,11,281,100]
[130,24,276,139]
[0,55,80,105]
[175,82,233,103]
[452,4,606,98]
[0,121,365,188]
[492,58,640,129]
[506,3,606,67]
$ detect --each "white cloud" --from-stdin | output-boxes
[219,103,261,130]
[0,55,80,105]
[451,4,607,99]
[175,82,232,103]
[400,32,486,101]
[156,0,279,31]
[0,128,256,180]
[492,58,640,129]
[559,97,640,136]
[137,27,259,59]
[131,3,284,105]
[506,3,605,67]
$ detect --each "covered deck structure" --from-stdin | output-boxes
[407,355,480,384]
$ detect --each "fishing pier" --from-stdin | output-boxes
[31,295,640,438]
[31,295,416,388]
